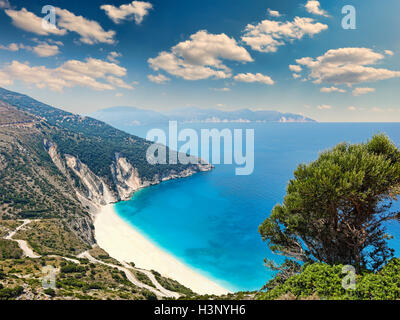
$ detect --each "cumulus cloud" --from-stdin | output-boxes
[0,41,60,57]
[56,8,116,44]
[107,51,122,63]
[241,16,328,53]
[305,1,329,17]
[0,43,23,51]
[289,64,302,73]
[320,86,346,93]
[233,72,274,85]
[5,8,67,36]
[148,30,253,80]
[148,73,170,84]
[268,9,281,17]
[385,50,394,56]
[352,87,375,96]
[101,1,153,24]
[292,73,301,79]
[33,43,60,57]
[0,58,132,91]
[5,7,115,44]
[317,104,332,110]
[348,106,357,111]
[296,48,400,86]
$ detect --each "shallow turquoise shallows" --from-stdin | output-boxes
[114,123,400,292]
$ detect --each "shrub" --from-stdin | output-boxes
[44,288,56,297]
[257,258,400,300]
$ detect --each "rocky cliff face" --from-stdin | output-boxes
[111,153,142,201]
[43,139,212,212]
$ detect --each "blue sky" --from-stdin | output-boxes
[0,0,399,121]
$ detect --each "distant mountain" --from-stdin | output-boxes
[90,106,315,128]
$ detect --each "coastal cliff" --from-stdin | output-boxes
[0,87,211,247]
[44,138,211,208]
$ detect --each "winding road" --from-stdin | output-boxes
[3,219,181,299]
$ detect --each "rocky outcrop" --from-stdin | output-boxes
[44,140,212,210]
[43,139,97,244]
[65,154,117,206]
[43,139,68,176]
[111,153,142,201]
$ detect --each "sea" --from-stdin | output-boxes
[111,122,400,292]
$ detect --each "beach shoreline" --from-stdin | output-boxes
[94,204,231,296]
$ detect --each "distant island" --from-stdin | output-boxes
[89,106,316,128]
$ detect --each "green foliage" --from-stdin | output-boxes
[0,286,24,300]
[134,271,155,288]
[257,258,400,300]
[0,239,23,259]
[355,258,400,300]
[259,134,400,271]
[44,288,56,297]
[141,289,158,300]
[60,263,88,274]
[151,270,195,296]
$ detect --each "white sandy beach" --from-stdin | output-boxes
[94,204,230,295]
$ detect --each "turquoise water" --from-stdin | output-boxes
[114,123,400,292]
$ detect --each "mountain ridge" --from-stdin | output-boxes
[90,106,316,128]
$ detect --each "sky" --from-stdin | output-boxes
[0,0,400,122]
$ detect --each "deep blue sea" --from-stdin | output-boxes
[113,123,400,292]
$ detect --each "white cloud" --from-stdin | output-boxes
[5,7,115,45]
[371,107,384,113]
[292,73,301,79]
[348,106,357,111]
[106,75,134,89]
[241,16,328,53]
[101,1,153,24]
[320,86,346,93]
[148,30,253,80]
[1,58,132,91]
[233,72,274,85]
[268,9,281,17]
[317,104,332,110]
[148,73,170,84]
[107,51,122,63]
[296,48,400,86]
[385,50,394,56]
[56,8,116,44]
[0,43,22,51]
[115,93,124,97]
[305,1,329,17]
[0,41,60,57]
[33,43,60,57]
[289,64,302,72]
[5,8,67,36]
[352,87,375,96]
